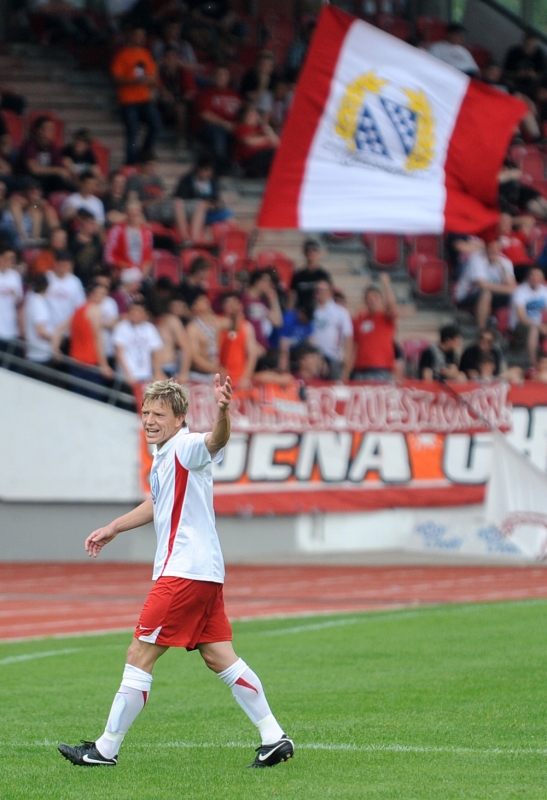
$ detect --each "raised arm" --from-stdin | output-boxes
[205,373,232,457]
[85,498,154,558]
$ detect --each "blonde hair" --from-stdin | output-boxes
[142,380,189,419]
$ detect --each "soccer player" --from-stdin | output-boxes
[58,376,294,769]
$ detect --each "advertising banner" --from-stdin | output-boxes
[139,380,547,516]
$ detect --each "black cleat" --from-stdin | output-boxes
[247,735,294,768]
[58,740,118,766]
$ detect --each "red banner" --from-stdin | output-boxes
[139,381,547,515]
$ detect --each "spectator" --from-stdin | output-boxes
[62,128,103,183]
[240,50,277,121]
[24,273,56,366]
[253,346,297,387]
[0,241,23,349]
[45,250,86,330]
[285,20,315,82]
[152,21,199,70]
[499,159,547,220]
[110,25,162,165]
[278,304,313,372]
[196,65,242,173]
[16,115,74,194]
[186,288,224,382]
[419,324,466,381]
[152,297,192,383]
[173,157,232,243]
[351,273,398,381]
[112,266,144,315]
[292,342,326,381]
[1,179,58,249]
[61,172,106,227]
[69,209,104,286]
[126,153,179,229]
[530,353,547,382]
[28,0,105,46]
[445,233,484,282]
[218,291,257,389]
[503,32,546,99]
[510,266,547,367]
[112,298,164,386]
[454,238,516,330]
[178,255,212,305]
[460,329,504,379]
[0,132,26,194]
[104,171,128,226]
[311,278,353,380]
[476,350,498,381]
[93,272,119,368]
[428,23,479,76]
[157,46,197,149]
[64,282,114,387]
[234,104,279,178]
[104,200,154,276]
[290,238,331,314]
[31,227,68,276]
[270,79,293,135]
[185,0,247,62]
[499,213,534,282]
[242,269,283,352]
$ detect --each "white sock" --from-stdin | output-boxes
[218,658,284,745]
[95,664,152,759]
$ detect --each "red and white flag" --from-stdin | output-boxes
[258,6,527,234]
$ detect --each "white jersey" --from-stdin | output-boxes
[150,428,225,583]
[0,268,23,340]
[112,318,163,381]
[46,271,86,327]
[312,298,353,361]
[24,291,54,362]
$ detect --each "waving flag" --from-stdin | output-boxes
[258,6,527,234]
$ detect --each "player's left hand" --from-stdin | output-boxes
[213,373,232,410]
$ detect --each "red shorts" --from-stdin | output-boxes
[135,577,232,650]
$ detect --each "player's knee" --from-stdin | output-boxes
[199,648,219,672]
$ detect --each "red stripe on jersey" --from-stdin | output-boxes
[160,454,189,576]
[235,676,259,694]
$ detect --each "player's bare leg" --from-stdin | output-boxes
[199,641,294,767]
[58,639,167,766]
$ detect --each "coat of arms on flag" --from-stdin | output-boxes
[334,71,435,174]
[258,5,527,233]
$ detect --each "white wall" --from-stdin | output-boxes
[0,371,141,502]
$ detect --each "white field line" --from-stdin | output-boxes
[0,643,123,665]
[3,740,547,757]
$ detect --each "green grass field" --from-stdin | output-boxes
[1,600,546,799]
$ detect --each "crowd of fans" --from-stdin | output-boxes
[2,9,547,398]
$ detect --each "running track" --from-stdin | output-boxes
[2,564,547,641]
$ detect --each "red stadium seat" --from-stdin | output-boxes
[256,249,295,290]
[2,110,24,148]
[521,149,546,181]
[406,252,427,278]
[152,251,182,283]
[90,140,110,176]
[27,111,65,148]
[405,234,442,257]
[469,44,492,71]
[47,191,70,214]
[181,247,213,272]
[400,337,431,378]
[414,257,448,297]
[218,227,249,273]
[531,179,547,199]
[415,16,447,43]
[493,306,511,335]
[363,233,403,269]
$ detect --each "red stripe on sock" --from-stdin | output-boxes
[142,691,149,705]
[235,677,258,694]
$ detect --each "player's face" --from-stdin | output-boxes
[142,400,185,448]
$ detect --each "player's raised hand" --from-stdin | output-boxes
[85,523,118,558]
[213,373,232,411]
